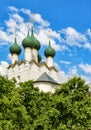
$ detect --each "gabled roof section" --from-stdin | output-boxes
[39,62,49,69]
[30,59,39,67]
[39,62,58,72]
[49,66,58,72]
[35,72,59,84]
[7,59,40,69]
[7,60,25,69]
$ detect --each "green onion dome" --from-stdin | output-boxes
[31,27,41,50]
[22,30,34,48]
[9,38,21,55]
[38,54,42,62]
[44,40,56,58]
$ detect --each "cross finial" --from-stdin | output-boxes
[27,18,31,31]
[48,29,51,41]
[14,26,17,38]
[31,12,35,26]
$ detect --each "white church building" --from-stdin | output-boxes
[7,27,60,93]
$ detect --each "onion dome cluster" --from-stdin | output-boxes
[22,27,41,50]
[9,27,56,60]
[22,30,34,48]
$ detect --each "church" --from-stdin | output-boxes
[7,27,60,93]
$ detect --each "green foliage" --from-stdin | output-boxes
[0,76,91,130]
[0,76,29,130]
[54,77,91,130]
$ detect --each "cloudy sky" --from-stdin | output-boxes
[0,0,91,84]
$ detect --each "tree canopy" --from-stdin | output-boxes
[0,75,91,130]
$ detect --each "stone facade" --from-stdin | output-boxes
[7,60,59,83]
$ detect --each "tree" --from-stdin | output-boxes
[54,77,91,130]
[0,76,91,130]
[0,76,29,130]
[19,81,53,129]
[19,77,91,130]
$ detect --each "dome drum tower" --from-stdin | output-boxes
[22,30,33,62]
[12,54,18,64]
[9,38,21,64]
[22,27,41,63]
[44,40,56,68]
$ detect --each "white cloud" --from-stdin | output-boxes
[59,27,91,52]
[4,17,25,45]
[54,62,68,83]
[8,6,19,12]
[87,28,91,38]
[0,61,9,76]
[46,28,61,41]
[31,13,50,27]
[11,14,24,23]
[7,53,12,61]
[35,29,49,45]
[68,66,78,77]
[35,28,61,50]
[0,30,12,44]
[58,70,69,83]
[5,18,17,31]
[58,63,91,85]
[20,8,31,16]
[20,8,50,27]
[0,6,62,51]
[81,75,91,84]
[0,6,91,53]
[60,27,87,47]
[84,42,91,50]
[60,60,71,65]
[55,61,91,88]
[59,65,78,82]
[79,63,91,74]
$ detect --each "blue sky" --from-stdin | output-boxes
[0,0,91,84]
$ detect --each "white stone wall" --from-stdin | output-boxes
[25,47,32,62]
[12,54,18,64]
[7,62,59,82]
[46,56,53,67]
[39,64,49,78]
[34,81,60,93]
[32,48,38,62]
[7,62,40,82]
[49,68,59,83]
